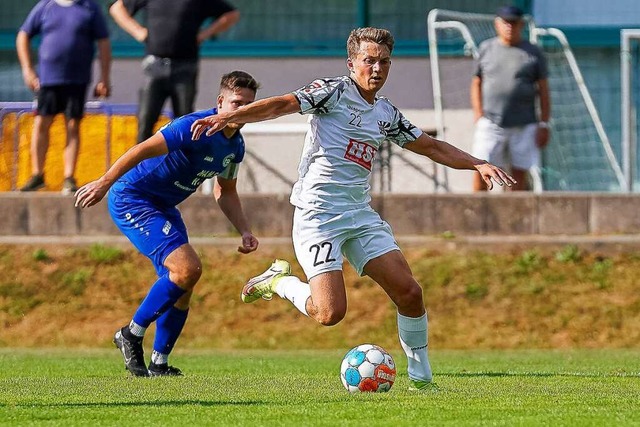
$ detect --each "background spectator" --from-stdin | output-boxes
[470,5,551,192]
[109,0,240,144]
[17,0,112,194]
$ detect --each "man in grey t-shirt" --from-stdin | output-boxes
[471,5,551,191]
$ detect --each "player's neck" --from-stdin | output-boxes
[355,86,376,104]
[222,128,237,138]
[498,36,522,46]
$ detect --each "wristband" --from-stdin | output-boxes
[538,121,550,129]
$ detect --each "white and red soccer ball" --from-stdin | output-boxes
[340,343,396,393]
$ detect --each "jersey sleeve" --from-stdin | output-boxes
[91,2,110,40]
[159,117,192,152]
[218,140,244,180]
[292,78,347,115]
[20,1,46,37]
[218,162,240,180]
[386,105,422,148]
[474,40,489,78]
[535,47,549,80]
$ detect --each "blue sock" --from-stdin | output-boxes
[153,306,189,356]
[132,274,186,327]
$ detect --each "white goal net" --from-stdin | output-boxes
[428,9,626,192]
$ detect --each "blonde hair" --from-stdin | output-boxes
[346,27,394,59]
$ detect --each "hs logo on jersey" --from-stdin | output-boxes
[344,139,376,171]
[378,120,391,136]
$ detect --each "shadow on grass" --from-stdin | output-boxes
[442,371,637,378]
[1,400,266,408]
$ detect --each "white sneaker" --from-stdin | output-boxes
[241,259,291,303]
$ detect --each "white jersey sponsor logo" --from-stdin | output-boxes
[344,139,376,171]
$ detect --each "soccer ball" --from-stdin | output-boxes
[340,343,396,393]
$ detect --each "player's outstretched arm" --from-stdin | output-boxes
[404,133,516,190]
[74,133,169,208]
[191,94,301,140]
[214,177,258,254]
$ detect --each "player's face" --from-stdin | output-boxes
[217,87,256,129]
[495,17,524,45]
[348,41,391,102]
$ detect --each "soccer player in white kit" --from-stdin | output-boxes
[191,28,515,390]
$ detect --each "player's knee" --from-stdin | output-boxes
[394,281,424,310]
[170,261,202,289]
[315,306,346,326]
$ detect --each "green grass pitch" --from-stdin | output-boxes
[1,348,639,426]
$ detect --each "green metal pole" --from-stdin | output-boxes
[357,0,370,28]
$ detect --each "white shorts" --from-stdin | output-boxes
[472,117,540,170]
[292,206,399,280]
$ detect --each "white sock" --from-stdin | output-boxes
[128,320,147,337]
[274,276,310,316]
[151,350,168,365]
[397,312,433,382]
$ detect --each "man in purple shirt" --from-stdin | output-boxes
[17,0,112,194]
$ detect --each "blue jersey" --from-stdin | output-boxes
[117,108,245,207]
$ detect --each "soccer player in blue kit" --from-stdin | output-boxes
[74,71,260,376]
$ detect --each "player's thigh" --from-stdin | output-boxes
[36,86,64,117]
[170,64,197,117]
[363,250,424,311]
[341,207,400,276]
[292,207,347,280]
[108,187,188,276]
[63,84,88,120]
[472,117,508,168]
[509,123,540,170]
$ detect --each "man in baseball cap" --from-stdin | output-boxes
[496,5,524,21]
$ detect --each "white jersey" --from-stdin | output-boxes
[290,76,422,213]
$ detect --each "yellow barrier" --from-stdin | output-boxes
[1,112,170,191]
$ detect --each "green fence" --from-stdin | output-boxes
[1,0,521,101]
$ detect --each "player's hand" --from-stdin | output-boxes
[474,162,517,191]
[93,80,111,98]
[190,115,229,140]
[135,27,148,43]
[74,180,109,208]
[238,232,259,254]
[22,68,39,92]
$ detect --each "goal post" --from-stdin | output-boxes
[620,29,640,192]
[428,9,626,192]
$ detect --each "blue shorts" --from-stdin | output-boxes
[108,182,188,276]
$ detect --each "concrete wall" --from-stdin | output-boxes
[3,193,640,237]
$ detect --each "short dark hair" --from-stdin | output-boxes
[219,70,260,93]
[346,27,394,59]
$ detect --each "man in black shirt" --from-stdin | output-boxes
[110,0,239,143]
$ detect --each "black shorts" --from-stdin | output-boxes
[36,84,88,119]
